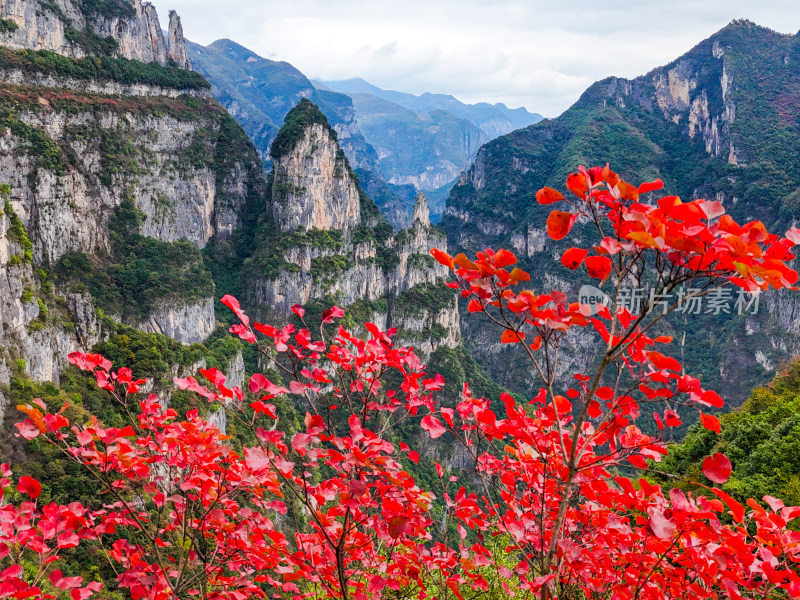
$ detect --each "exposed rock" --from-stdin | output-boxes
[0,0,85,57]
[0,69,210,98]
[139,298,216,345]
[271,122,360,235]
[0,198,102,390]
[254,116,458,356]
[0,4,264,386]
[0,0,193,69]
[412,192,429,226]
[167,10,190,70]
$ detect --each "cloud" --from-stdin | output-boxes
[150,0,800,117]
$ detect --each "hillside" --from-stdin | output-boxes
[441,20,800,406]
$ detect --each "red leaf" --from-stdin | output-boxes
[561,247,588,270]
[291,305,305,319]
[493,249,517,268]
[408,451,420,464]
[220,294,249,326]
[388,515,409,539]
[647,507,676,539]
[585,255,612,280]
[200,367,226,389]
[700,390,724,408]
[467,299,484,313]
[421,415,446,439]
[321,306,344,323]
[702,453,732,484]
[349,479,367,497]
[536,186,565,205]
[786,227,800,245]
[501,329,525,344]
[700,412,721,434]
[617,180,639,201]
[711,486,745,522]
[566,172,589,198]
[663,409,682,427]
[637,178,664,194]
[430,248,455,269]
[249,374,267,393]
[368,575,387,593]
[18,475,41,499]
[547,211,577,241]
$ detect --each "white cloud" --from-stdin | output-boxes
[149,0,800,117]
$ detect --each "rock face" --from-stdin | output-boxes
[0,193,102,388]
[0,0,266,398]
[167,11,190,70]
[253,102,460,356]
[271,123,361,235]
[139,298,216,345]
[0,0,190,68]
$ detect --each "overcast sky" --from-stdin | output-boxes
[150,0,800,117]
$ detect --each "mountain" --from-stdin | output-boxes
[186,39,376,171]
[231,99,465,368]
[346,92,487,192]
[440,20,800,407]
[0,0,480,424]
[318,76,544,138]
[0,0,261,388]
[186,38,425,230]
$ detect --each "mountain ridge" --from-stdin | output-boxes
[316,76,543,137]
[440,18,800,407]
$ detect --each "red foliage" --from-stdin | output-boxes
[7,163,800,599]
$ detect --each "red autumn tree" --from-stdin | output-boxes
[9,308,468,600]
[425,164,800,599]
[5,163,800,600]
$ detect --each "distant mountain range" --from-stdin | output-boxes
[316,77,543,138]
[186,39,542,226]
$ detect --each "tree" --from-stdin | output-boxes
[425,164,800,599]
[5,164,800,600]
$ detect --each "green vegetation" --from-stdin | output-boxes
[0,48,210,89]
[408,253,436,270]
[270,98,337,159]
[393,280,456,319]
[65,26,118,56]
[0,319,248,508]
[2,185,33,265]
[278,228,343,252]
[98,127,142,185]
[660,358,800,508]
[353,189,396,272]
[0,18,19,33]
[77,0,136,20]
[0,107,66,176]
[310,254,352,281]
[438,20,800,404]
[341,297,389,330]
[54,199,214,322]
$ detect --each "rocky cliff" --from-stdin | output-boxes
[185,38,419,230]
[0,0,189,67]
[244,99,460,356]
[0,0,266,394]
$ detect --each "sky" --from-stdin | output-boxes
[150,0,800,117]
